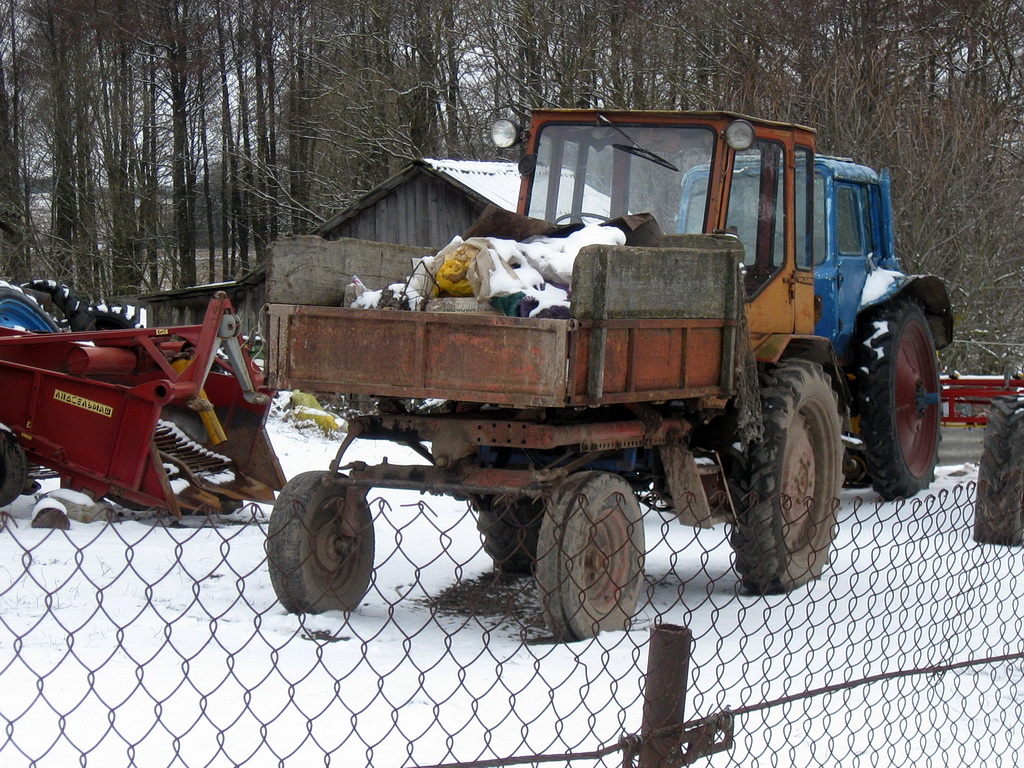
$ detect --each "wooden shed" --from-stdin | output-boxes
[141,266,266,337]
[316,158,521,246]
[142,159,521,327]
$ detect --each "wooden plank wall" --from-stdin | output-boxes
[145,282,265,339]
[266,236,430,306]
[326,174,486,248]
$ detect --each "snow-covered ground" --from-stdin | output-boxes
[1,409,1021,768]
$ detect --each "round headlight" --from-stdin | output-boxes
[724,120,755,151]
[491,119,521,149]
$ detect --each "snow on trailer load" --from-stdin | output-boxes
[0,292,285,523]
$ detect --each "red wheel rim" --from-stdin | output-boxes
[894,319,939,476]
[577,499,631,615]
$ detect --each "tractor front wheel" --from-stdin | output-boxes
[732,360,843,594]
[858,298,940,499]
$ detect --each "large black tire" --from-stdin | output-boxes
[857,298,940,499]
[88,304,142,330]
[267,471,374,613]
[21,280,89,330]
[0,430,28,506]
[474,496,543,574]
[0,285,60,332]
[732,360,843,594]
[974,396,1024,545]
[21,281,141,331]
[536,471,645,641]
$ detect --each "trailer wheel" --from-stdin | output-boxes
[475,496,542,574]
[536,471,645,641]
[732,360,843,594]
[267,471,374,614]
[0,431,28,507]
[974,396,1024,545]
[858,298,940,499]
[0,286,59,332]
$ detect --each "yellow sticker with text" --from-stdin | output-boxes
[53,389,114,418]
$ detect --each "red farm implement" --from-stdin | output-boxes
[940,374,1024,427]
[0,292,284,517]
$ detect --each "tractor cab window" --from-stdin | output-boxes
[725,140,785,295]
[795,147,814,270]
[527,123,716,231]
[836,183,874,258]
[814,172,827,265]
[836,186,862,255]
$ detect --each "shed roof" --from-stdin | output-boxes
[421,158,522,211]
[139,264,265,301]
[315,158,521,237]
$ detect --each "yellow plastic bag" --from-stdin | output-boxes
[435,243,477,296]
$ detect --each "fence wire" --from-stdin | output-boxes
[1,478,1022,768]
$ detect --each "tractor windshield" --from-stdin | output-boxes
[526,123,716,232]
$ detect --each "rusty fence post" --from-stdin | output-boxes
[638,623,693,768]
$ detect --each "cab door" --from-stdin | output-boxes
[814,180,873,356]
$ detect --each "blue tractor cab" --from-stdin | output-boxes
[679,156,950,365]
[677,153,952,495]
[812,157,900,358]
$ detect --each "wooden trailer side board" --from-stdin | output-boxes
[269,306,572,408]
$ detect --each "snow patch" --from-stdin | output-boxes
[201,469,237,485]
[48,488,96,507]
[31,496,67,517]
[863,321,889,359]
[859,268,903,306]
[0,399,992,767]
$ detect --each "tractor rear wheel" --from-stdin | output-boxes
[536,471,645,641]
[858,298,940,499]
[267,471,374,613]
[0,286,59,332]
[89,305,142,330]
[732,360,843,594]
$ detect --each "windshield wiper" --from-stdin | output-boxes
[598,114,680,172]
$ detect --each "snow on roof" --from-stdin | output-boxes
[422,159,521,211]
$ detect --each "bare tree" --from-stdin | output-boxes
[0,0,1019,370]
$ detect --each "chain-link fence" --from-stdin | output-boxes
[2,478,1022,767]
